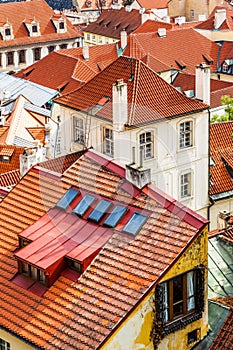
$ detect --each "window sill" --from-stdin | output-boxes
[163,311,202,335]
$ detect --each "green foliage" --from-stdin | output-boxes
[210,95,233,123]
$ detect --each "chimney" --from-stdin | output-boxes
[141,12,149,24]
[174,16,186,25]
[158,28,166,38]
[195,63,210,105]
[126,147,151,189]
[214,9,226,29]
[82,45,89,60]
[120,30,127,50]
[112,79,128,132]
[217,210,231,230]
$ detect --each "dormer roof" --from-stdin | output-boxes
[0,0,80,48]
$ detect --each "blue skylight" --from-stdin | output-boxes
[103,205,127,228]
[56,188,79,210]
[88,199,112,222]
[123,212,148,235]
[73,194,96,216]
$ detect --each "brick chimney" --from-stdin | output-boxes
[112,79,128,132]
[195,63,210,105]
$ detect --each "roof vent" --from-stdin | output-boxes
[158,28,166,38]
[217,210,231,231]
[174,16,186,25]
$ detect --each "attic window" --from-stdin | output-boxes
[104,205,127,227]
[0,148,14,162]
[68,259,82,273]
[59,22,65,30]
[56,188,79,210]
[176,59,186,70]
[5,28,11,36]
[123,212,148,235]
[202,54,213,65]
[73,194,96,216]
[101,0,106,5]
[88,199,112,222]
[32,25,38,33]
[86,0,91,6]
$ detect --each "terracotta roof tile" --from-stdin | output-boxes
[14,44,118,94]
[132,19,174,34]
[0,0,80,49]
[125,28,220,74]
[209,296,233,350]
[0,145,24,174]
[55,56,208,126]
[84,8,142,38]
[0,149,208,349]
[210,121,233,197]
[0,169,20,187]
[196,5,233,31]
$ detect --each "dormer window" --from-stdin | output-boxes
[51,15,67,33]
[0,148,14,162]
[24,18,41,37]
[86,0,91,7]
[20,261,46,285]
[222,62,228,73]
[0,21,14,40]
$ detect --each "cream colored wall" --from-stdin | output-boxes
[83,32,119,46]
[0,329,34,350]
[195,28,233,42]
[168,0,186,18]
[55,103,209,217]
[101,228,208,350]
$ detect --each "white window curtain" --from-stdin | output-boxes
[187,271,195,311]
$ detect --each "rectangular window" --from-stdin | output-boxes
[34,47,41,61]
[32,25,38,33]
[0,338,10,350]
[190,9,194,18]
[104,128,113,156]
[5,28,11,36]
[60,44,67,50]
[140,132,153,159]
[74,117,84,144]
[7,52,14,66]
[19,50,26,64]
[87,34,90,41]
[180,172,191,198]
[160,270,197,323]
[179,121,192,148]
[59,22,65,30]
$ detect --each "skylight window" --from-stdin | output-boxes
[103,205,127,227]
[73,194,96,216]
[56,188,79,210]
[88,199,112,222]
[123,212,148,235]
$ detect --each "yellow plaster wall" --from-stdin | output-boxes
[101,227,208,350]
[0,329,34,350]
[83,32,119,46]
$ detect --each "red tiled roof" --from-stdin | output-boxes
[210,121,233,196]
[132,19,174,34]
[219,41,233,65]
[172,72,233,108]
[14,44,118,94]
[0,0,80,49]
[39,150,85,174]
[125,28,220,74]
[0,149,208,349]
[26,127,45,143]
[0,145,24,174]
[196,5,233,30]
[209,297,233,350]
[0,169,20,187]
[136,0,168,9]
[84,8,142,38]
[55,56,208,126]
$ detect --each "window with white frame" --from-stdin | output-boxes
[139,131,153,159]
[74,117,84,144]
[180,172,191,198]
[222,62,228,73]
[103,128,113,156]
[179,121,193,149]
[0,338,10,350]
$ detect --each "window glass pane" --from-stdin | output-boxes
[139,132,153,159]
[22,262,29,275]
[88,199,112,222]
[73,194,95,216]
[30,265,37,280]
[74,118,84,144]
[103,205,127,227]
[179,121,192,148]
[187,270,196,311]
[173,275,183,317]
[123,212,148,235]
[39,270,46,283]
[56,188,79,210]
[104,128,113,156]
